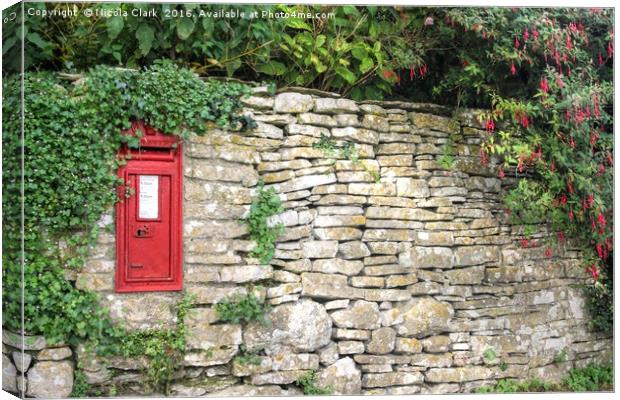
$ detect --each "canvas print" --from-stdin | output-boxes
[1,1,614,398]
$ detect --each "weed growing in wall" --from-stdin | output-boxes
[214,293,271,325]
[244,183,286,264]
[313,133,381,182]
[295,370,333,395]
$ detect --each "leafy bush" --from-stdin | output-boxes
[244,183,285,264]
[214,293,270,325]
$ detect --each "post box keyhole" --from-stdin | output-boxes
[135,225,153,238]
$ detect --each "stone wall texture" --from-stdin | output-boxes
[3,88,612,397]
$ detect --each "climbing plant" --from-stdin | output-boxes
[2,60,253,350]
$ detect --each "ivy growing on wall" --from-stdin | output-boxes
[2,60,252,354]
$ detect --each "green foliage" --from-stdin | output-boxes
[437,135,455,170]
[6,4,435,99]
[483,347,497,362]
[2,62,251,349]
[214,293,270,325]
[499,361,508,372]
[583,276,614,332]
[555,348,569,364]
[313,134,380,182]
[70,370,91,398]
[234,344,263,366]
[295,370,333,395]
[476,363,613,393]
[563,363,613,392]
[244,183,285,264]
[117,295,194,394]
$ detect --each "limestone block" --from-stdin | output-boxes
[274,93,314,113]
[312,259,364,276]
[316,357,362,394]
[395,298,454,338]
[338,341,365,355]
[396,178,430,198]
[301,241,339,258]
[367,328,396,354]
[301,272,364,300]
[399,246,453,269]
[454,246,500,266]
[362,372,424,388]
[314,98,360,114]
[338,241,371,259]
[26,360,73,398]
[330,300,381,329]
[424,366,495,383]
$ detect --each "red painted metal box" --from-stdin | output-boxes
[115,121,183,292]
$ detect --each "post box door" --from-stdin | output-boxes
[116,147,182,292]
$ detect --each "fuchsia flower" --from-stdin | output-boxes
[498,166,505,179]
[587,264,600,281]
[485,118,495,132]
[520,239,529,248]
[545,248,552,258]
[510,62,517,75]
[539,77,549,93]
[597,212,606,228]
[558,231,565,242]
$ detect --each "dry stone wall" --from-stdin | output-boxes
[3,88,612,397]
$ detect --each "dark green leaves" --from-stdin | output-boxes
[135,24,155,55]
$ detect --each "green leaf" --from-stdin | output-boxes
[285,18,312,31]
[106,16,124,39]
[335,66,356,85]
[135,24,155,56]
[256,61,286,76]
[176,18,195,40]
[26,33,50,50]
[359,57,374,74]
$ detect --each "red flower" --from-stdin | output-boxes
[498,166,505,179]
[558,231,565,242]
[598,164,606,176]
[596,243,604,258]
[532,28,539,40]
[540,77,549,93]
[545,248,552,258]
[520,239,529,248]
[559,194,567,205]
[569,209,574,220]
[598,52,604,66]
[588,194,594,207]
[485,118,495,132]
[480,147,488,166]
[523,28,530,41]
[510,62,517,75]
[551,160,556,172]
[587,264,600,281]
[597,213,606,228]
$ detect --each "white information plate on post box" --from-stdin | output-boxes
[139,175,159,219]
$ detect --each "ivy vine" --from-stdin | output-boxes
[2,60,253,367]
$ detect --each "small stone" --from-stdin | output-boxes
[2,354,17,392]
[12,351,32,372]
[334,329,371,341]
[362,114,390,132]
[362,372,424,388]
[367,328,397,354]
[318,342,340,366]
[270,353,319,371]
[396,178,430,198]
[410,353,453,368]
[330,300,381,329]
[395,338,423,354]
[331,127,379,145]
[385,274,418,288]
[274,93,314,113]
[301,241,339,258]
[301,272,364,300]
[421,336,452,353]
[315,98,360,114]
[338,341,365,354]
[424,366,495,383]
[26,360,73,398]
[2,331,47,351]
[415,231,455,246]
[349,182,396,196]
[251,370,307,385]
[298,113,338,127]
[398,247,453,269]
[325,299,350,310]
[454,246,499,266]
[243,299,332,353]
[316,357,362,394]
[395,298,454,338]
[312,259,364,276]
[339,241,371,259]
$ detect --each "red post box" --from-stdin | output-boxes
[115,121,183,292]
